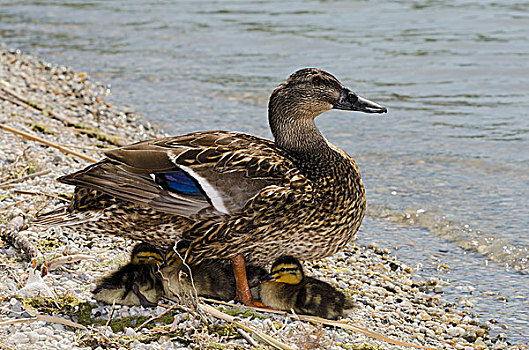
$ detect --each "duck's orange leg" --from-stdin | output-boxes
[231,254,266,308]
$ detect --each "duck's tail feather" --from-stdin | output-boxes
[33,206,103,226]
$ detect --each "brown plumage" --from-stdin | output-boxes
[259,256,355,319]
[36,68,387,306]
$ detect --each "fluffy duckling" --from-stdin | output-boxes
[93,243,164,307]
[162,243,266,301]
[259,256,354,319]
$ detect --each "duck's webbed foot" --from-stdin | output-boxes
[231,254,268,308]
[132,283,158,308]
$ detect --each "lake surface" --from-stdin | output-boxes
[1,0,528,342]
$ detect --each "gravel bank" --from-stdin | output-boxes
[0,47,525,350]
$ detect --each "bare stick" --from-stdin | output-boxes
[20,304,87,330]
[0,92,41,114]
[199,298,440,350]
[2,216,41,259]
[135,305,177,331]
[46,254,96,271]
[0,198,32,210]
[105,302,116,328]
[0,86,77,126]
[198,303,294,350]
[237,327,260,348]
[0,169,51,188]
[0,89,125,146]
[0,317,38,327]
[0,124,98,163]
[13,190,70,202]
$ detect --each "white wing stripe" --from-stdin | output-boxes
[167,154,230,214]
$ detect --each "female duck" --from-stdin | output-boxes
[37,68,387,307]
[260,256,355,319]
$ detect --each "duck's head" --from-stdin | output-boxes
[261,256,304,285]
[130,243,165,267]
[269,68,387,149]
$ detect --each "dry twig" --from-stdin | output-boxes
[198,303,295,350]
[0,198,33,210]
[0,85,76,126]
[0,169,51,188]
[1,216,41,259]
[13,190,70,202]
[199,298,440,350]
[0,304,87,330]
[46,254,96,271]
[0,124,98,163]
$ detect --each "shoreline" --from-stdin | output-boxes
[0,48,524,349]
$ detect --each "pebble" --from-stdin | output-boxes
[447,326,466,337]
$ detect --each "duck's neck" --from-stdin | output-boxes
[269,112,331,156]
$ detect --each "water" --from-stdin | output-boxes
[2,0,528,342]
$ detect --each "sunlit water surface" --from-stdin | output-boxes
[1,0,528,342]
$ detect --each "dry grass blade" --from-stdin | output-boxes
[34,314,87,330]
[3,305,88,330]
[135,305,177,331]
[301,315,440,350]
[0,85,76,126]
[13,190,70,202]
[200,298,440,350]
[0,124,98,163]
[0,317,38,327]
[237,328,260,348]
[198,303,295,350]
[1,197,33,210]
[105,302,116,327]
[0,169,51,188]
[46,254,96,271]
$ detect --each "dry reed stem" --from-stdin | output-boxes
[198,302,295,350]
[200,297,440,350]
[1,85,77,126]
[13,190,70,202]
[0,169,51,188]
[0,124,98,163]
[46,254,96,271]
[0,304,88,330]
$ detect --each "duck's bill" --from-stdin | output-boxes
[334,88,387,114]
[260,273,279,283]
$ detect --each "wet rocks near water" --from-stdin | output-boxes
[0,47,525,349]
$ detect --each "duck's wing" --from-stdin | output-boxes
[59,131,301,217]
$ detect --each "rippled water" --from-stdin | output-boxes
[1,0,528,342]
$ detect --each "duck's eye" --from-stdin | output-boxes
[348,93,358,104]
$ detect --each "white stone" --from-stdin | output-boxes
[447,326,466,337]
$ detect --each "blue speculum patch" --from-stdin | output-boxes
[155,170,203,196]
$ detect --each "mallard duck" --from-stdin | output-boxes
[36,68,387,307]
[162,242,266,301]
[259,256,355,319]
[93,242,164,307]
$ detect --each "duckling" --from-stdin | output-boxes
[93,243,164,307]
[162,242,266,301]
[259,256,355,319]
